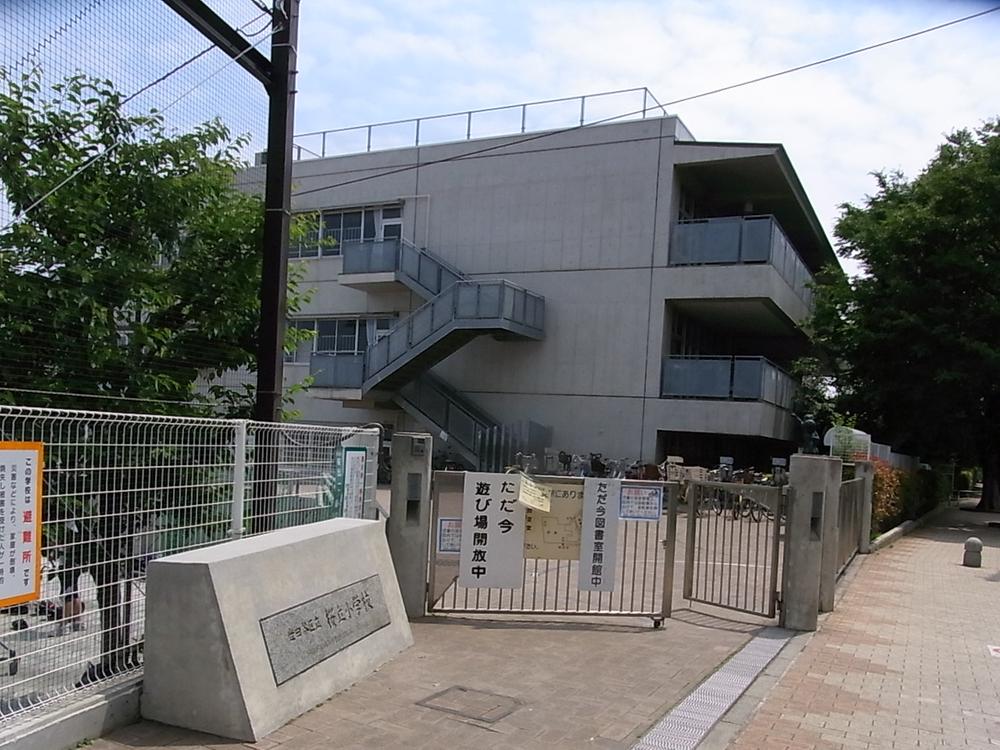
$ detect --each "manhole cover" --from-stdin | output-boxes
[416,685,521,723]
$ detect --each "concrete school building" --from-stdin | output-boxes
[278,90,835,470]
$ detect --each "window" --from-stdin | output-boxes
[287,317,395,360]
[289,205,404,258]
[284,320,316,363]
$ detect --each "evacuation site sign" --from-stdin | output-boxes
[0,442,44,608]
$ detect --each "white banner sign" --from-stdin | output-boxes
[579,478,620,592]
[458,473,525,589]
[0,443,44,607]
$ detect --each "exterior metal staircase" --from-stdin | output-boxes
[313,239,547,468]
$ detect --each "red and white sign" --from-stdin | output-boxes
[0,442,44,608]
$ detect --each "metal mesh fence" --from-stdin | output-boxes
[0,404,378,723]
[0,1,272,412]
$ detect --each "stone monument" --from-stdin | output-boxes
[141,518,413,741]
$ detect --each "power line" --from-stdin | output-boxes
[291,4,1000,199]
[0,12,278,234]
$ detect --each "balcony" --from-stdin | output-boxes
[661,356,795,409]
[339,238,465,298]
[310,353,364,390]
[670,216,814,309]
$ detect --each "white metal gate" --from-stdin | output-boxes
[426,472,678,624]
[682,481,785,618]
[837,477,864,575]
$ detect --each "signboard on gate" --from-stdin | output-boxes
[579,478,620,592]
[524,482,582,560]
[458,473,525,588]
[0,442,44,608]
[619,485,662,521]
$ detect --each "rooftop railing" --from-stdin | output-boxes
[292,87,669,160]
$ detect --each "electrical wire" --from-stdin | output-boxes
[290,4,1000,198]
[0,11,277,234]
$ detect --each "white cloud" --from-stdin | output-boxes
[295,0,1000,272]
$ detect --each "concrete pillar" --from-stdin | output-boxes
[817,456,843,613]
[856,461,875,554]
[386,433,433,619]
[782,454,841,631]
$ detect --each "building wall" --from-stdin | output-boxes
[286,116,800,459]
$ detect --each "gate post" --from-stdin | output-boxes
[856,461,875,554]
[818,458,843,613]
[783,454,841,630]
[386,433,433,619]
[660,482,680,620]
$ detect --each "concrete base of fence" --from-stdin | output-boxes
[141,518,413,741]
[870,504,949,552]
[0,678,140,750]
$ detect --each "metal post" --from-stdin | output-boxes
[466,111,472,140]
[366,125,372,152]
[321,131,326,157]
[660,482,679,619]
[521,104,527,133]
[415,119,420,147]
[683,482,696,599]
[253,0,299,423]
[642,88,648,119]
[230,420,247,539]
[579,95,586,126]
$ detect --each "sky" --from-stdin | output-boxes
[292,0,1000,273]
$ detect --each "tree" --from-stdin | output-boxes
[0,70,311,413]
[0,70,312,681]
[810,119,1000,509]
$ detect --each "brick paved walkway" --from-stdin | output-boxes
[92,609,758,750]
[730,505,1000,750]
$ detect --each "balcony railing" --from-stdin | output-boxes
[670,215,814,307]
[310,353,365,389]
[365,279,545,383]
[341,238,465,298]
[661,356,795,409]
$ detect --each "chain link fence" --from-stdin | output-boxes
[0,404,378,723]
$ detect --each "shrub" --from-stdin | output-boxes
[871,459,903,534]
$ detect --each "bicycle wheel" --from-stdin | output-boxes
[711,489,723,515]
[749,501,764,523]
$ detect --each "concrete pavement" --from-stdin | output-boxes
[729,505,1000,749]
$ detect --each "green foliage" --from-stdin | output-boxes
[871,459,903,534]
[0,70,310,415]
[789,355,850,438]
[809,118,1000,508]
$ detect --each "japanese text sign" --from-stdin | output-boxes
[524,482,582,560]
[619,485,662,521]
[0,442,43,607]
[579,478,620,592]
[458,473,525,589]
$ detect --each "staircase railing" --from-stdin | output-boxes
[340,238,465,299]
[364,279,545,389]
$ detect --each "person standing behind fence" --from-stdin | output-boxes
[52,520,86,636]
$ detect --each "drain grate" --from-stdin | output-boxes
[633,628,791,749]
[416,685,521,723]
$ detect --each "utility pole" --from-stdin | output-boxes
[254,0,298,422]
[162,0,300,423]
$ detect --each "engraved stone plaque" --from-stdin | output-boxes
[259,574,391,685]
